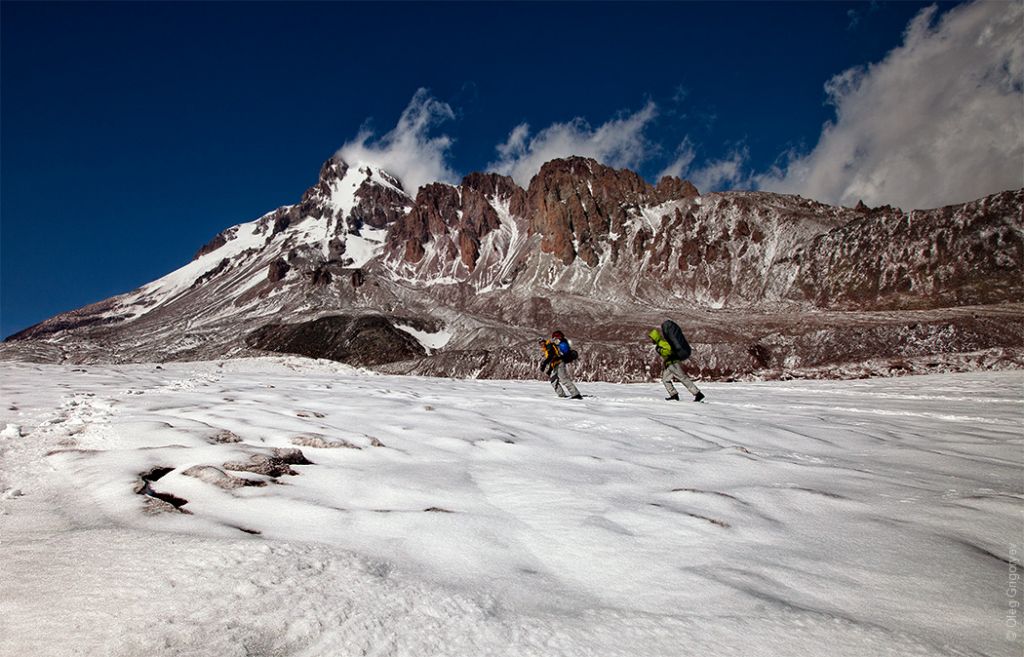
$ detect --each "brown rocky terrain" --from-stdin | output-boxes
[3,154,1022,382]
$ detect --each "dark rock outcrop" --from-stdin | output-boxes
[267,258,290,283]
[245,315,427,366]
[193,233,228,260]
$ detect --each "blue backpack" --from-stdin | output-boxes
[555,336,578,363]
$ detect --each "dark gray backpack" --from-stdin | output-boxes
[661,320,692,361]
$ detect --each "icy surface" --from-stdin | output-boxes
[0,359,1021,657]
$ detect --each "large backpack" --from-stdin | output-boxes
[661,319,692,361]
[555,336,579,363]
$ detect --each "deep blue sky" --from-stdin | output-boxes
[1,1,961,338]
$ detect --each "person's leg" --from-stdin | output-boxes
[667,362,701,396]
[549,368,566,397]
[557,363,581,398]
[661,365,679,396]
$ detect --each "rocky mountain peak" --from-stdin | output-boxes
[383,174,525,272]
[460,172,528,217]
[653,175,700,204]
[386,183,461,263]
[347,168,410,232]
[318,155,349,184]
[525,157,686,266]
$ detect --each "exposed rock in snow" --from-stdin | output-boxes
[182,465,268,489]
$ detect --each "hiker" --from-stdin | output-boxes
[538,331,582,399]
[649,320,705,402]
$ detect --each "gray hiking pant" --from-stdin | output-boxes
[549,363,580,398]
[663,362,700,397]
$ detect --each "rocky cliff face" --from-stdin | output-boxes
[528,157,655,266]
[381,171,529,285]
[4,154,1022,381]
[792,190,1023,309]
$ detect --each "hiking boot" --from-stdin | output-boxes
[570,394,583,400]
[694,392,705,402]
[665,393,680,401]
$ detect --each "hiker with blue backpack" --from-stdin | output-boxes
[538,331,583,399]
[649,320,705,402]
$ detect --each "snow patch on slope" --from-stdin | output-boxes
[475,196,532,292]
[344,225,389,268]
[393,324,452,354]
[112,214,278,320]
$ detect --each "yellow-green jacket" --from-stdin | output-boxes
[648,328,679,365]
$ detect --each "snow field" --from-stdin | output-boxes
[0,359,1021,657]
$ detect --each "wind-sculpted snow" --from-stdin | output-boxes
[1,359,1020,656]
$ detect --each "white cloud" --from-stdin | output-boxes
[657,139,697,181]
[658,140,752,194]
[688,147,751,193]
[756,0,1024,210]
[488,102,658,186]
[337,89,460,195]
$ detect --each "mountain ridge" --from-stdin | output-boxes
[4,154,1022,381]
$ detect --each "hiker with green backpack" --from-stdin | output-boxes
[649,320,705,402]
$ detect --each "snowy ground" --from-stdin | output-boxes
[0,358,1021,657]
